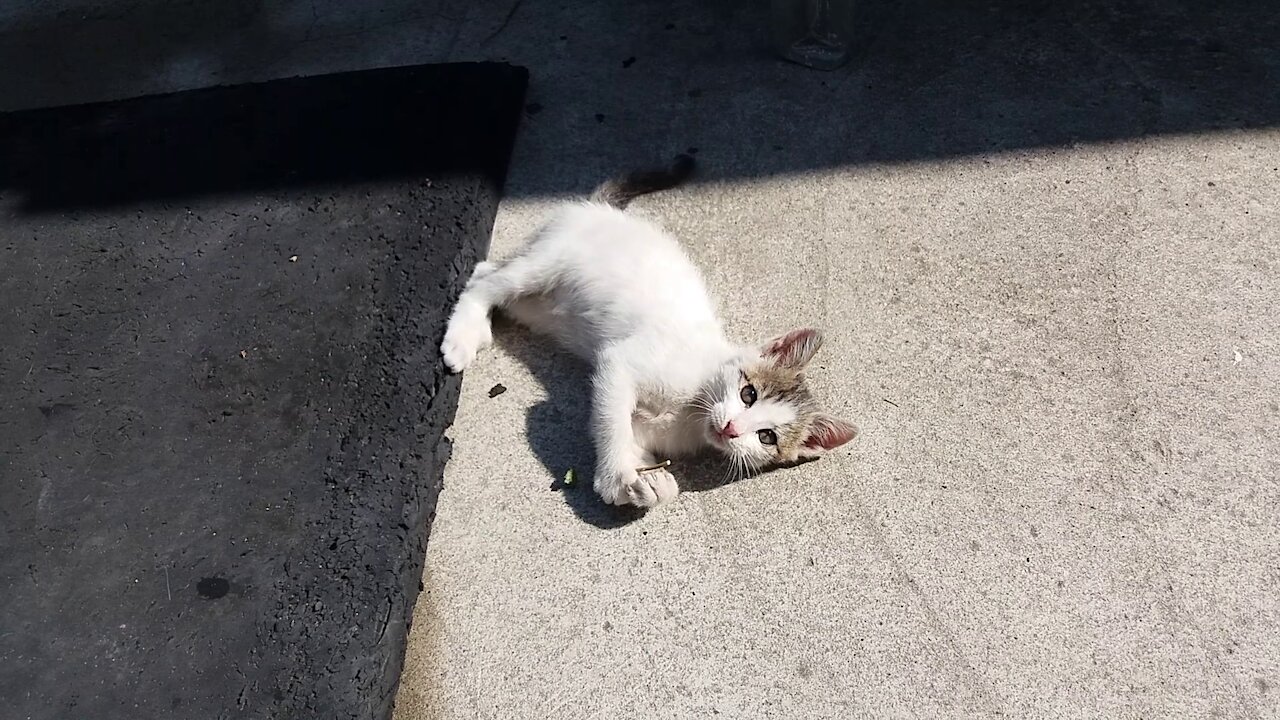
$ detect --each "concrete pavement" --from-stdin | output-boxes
[3,0,1275,717]
[396,137,1280,719]
[396,0,1280,718]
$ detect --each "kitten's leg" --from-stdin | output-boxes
[441,253,550,372]
[591,356,679,508]
[468,260,498,282]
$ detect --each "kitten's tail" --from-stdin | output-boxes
[590,153,697,209]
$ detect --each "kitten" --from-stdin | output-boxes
[441,155,857,509]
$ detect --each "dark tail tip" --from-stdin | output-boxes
[591,153,699,209]
[669,153,697,181]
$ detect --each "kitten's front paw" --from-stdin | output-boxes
[628,467,679,508]
[440,303,492,373]
[595,468,679,509]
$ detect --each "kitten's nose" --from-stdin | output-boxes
[720,421,740,439]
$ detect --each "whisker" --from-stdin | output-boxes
[722,454,740,486]
[687,399,712,416]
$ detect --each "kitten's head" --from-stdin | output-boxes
[698,328,858,472]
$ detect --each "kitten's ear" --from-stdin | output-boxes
[799,414,858,458]
[762,328,824,369]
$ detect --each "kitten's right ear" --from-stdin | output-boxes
[762,328,824,369]
[798,414,858,458]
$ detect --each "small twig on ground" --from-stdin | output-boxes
[882,398,900,408]
[636,459,672,473]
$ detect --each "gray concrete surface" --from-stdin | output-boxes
[3,0,1277,718]
[400,140,1280,719]
[393,1,1280,719]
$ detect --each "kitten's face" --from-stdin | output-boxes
[697,328,857,472]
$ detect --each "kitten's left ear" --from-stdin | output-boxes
[763,328,824,369]
[799,414,858,458]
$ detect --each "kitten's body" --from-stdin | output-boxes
[442,156,856,508]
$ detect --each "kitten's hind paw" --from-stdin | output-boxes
[440,303,492,373]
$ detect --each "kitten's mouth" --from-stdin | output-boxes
[706,429,732,450]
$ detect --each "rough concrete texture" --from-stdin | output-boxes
[1,0,1277,718]
[393,1,1280,719]
[0,63,525,719]
[401,142,1280,719]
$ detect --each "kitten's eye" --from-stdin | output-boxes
[758,429,777,446]
[740,384,757,406]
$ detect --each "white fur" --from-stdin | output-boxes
[442,202,801,508]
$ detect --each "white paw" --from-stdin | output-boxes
[440,303,492,373]
[595,468,679,509]
[468,261,498,283]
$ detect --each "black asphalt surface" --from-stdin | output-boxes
[0,62,526,720]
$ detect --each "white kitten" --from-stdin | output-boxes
[442,155,856,509]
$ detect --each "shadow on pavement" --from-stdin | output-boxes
[4,0,1277,196]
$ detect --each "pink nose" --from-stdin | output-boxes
[720,422,741,439]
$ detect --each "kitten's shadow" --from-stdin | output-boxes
[491,318,738,529]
